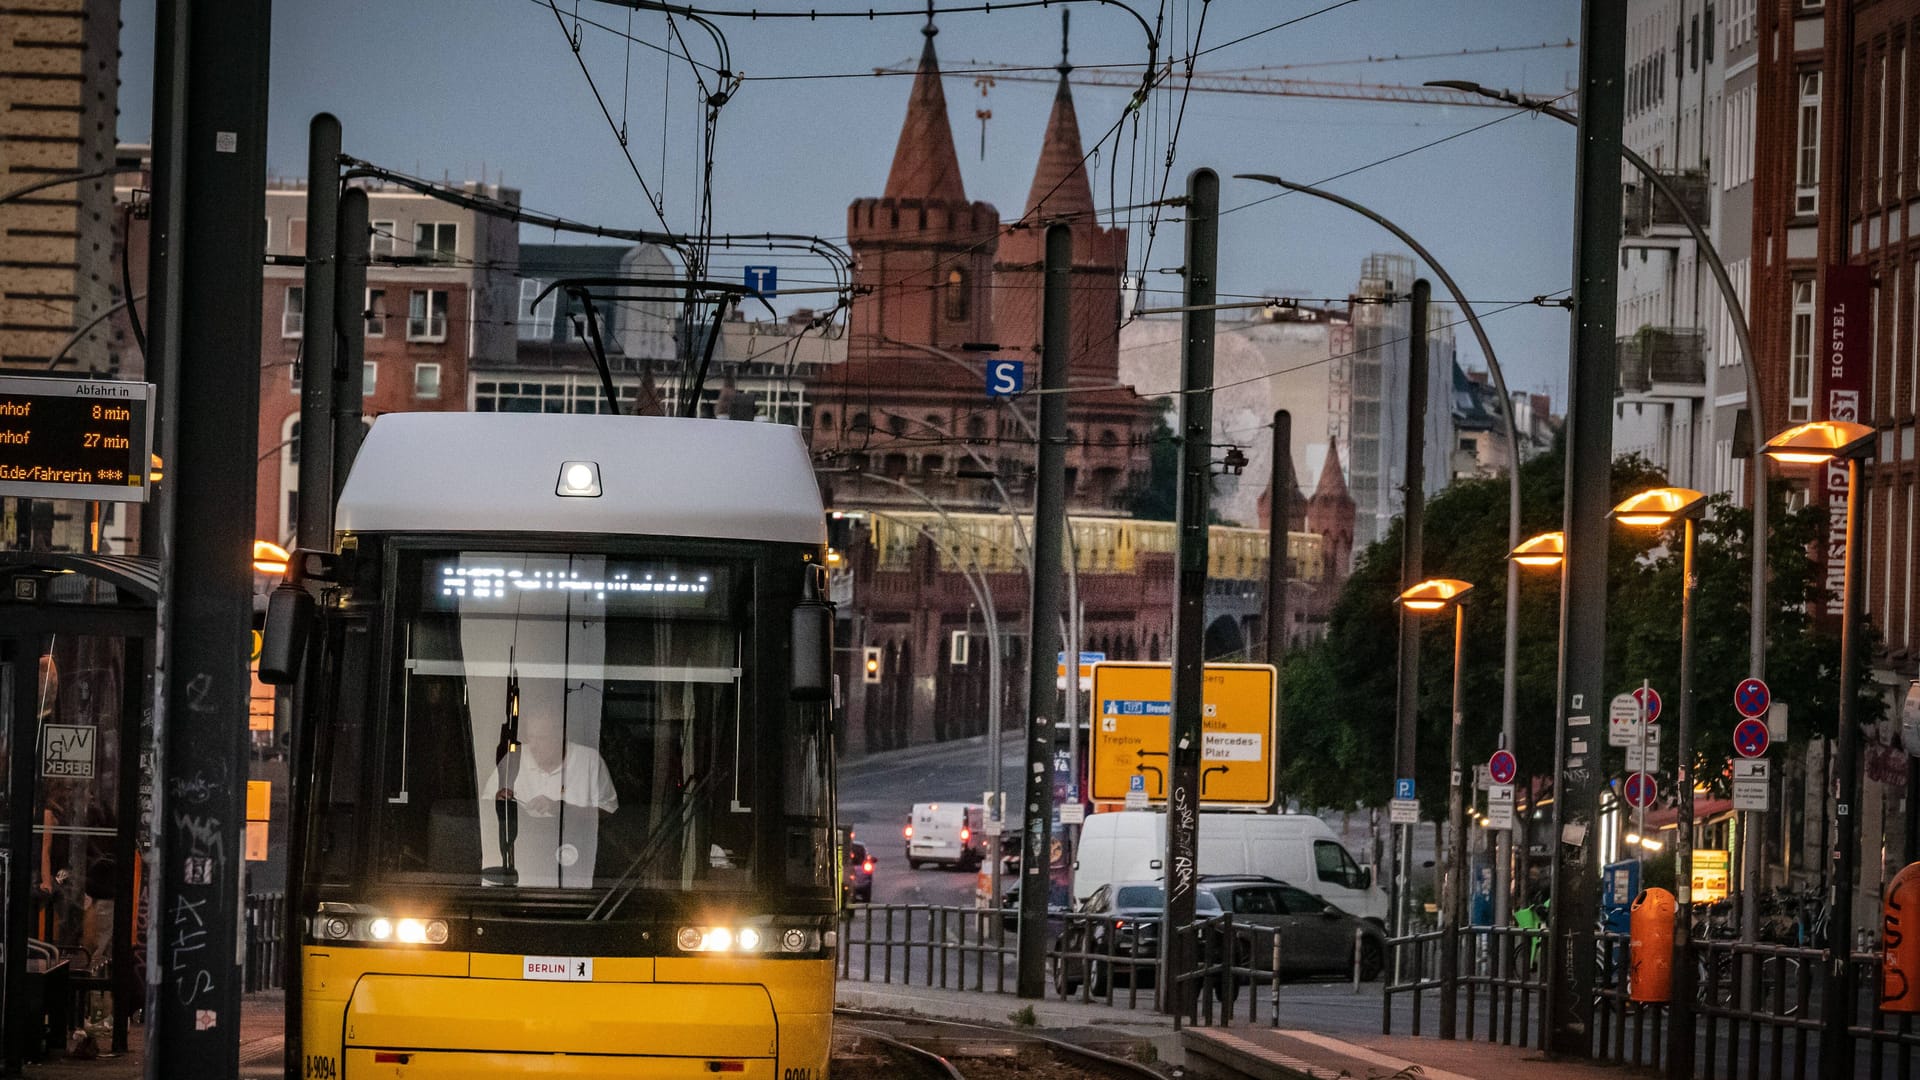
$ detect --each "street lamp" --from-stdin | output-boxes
[251,540,291,576]
[1609,485,1706,1078]
[1235,172,1531,942]
[1499,530,1563,921]
[1763,420,1874,1080]
[1397,576,1474,1040]
[1508,530,1566,570]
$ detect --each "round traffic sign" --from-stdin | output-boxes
[1734,677,1771,719]
[1733,717,1771,759]
[1487,749,1517,786]
[1632,686,1663,724]
[1623,771,1658,808]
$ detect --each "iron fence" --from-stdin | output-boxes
[244,891,285,993]
[1381,924,1920,1078]
[835,902,1377,1023]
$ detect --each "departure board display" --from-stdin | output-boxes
[0,376,154,502]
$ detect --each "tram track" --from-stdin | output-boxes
[833,1007,1169,1079]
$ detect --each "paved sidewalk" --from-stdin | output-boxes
[21,992,284,1080]
[1184,1026,1660,1080]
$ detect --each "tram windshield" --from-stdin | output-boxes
[378,550,757,893]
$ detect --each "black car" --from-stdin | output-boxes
[1053,881,1222,997]
[1200,874,1386,981]
[845,841,875,903]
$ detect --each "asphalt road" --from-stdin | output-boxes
[839,733,1026,909]
[836,735,1439,912]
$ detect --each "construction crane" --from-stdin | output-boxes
[876,59,1576,112]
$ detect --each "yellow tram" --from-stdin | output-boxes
[263,413,837,1079]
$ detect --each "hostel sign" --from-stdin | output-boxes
[1820,266,1872,624]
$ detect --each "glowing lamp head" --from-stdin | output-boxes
[1763,420,1877,465]
[1508,531,1565,569]
[1397,578,1473,613]
[1609,487,1706,528]
[251,539,290,576]
[555,460,603,498]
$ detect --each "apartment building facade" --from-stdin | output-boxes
[255,179,521,544]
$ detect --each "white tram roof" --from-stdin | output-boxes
[336,413,825,545]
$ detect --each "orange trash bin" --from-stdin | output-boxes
[1629,887,1676,1003]
[1884,863,1920,1012]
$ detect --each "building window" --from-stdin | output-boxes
[1704,3,1714,62]
[1789,278,1815,422]
[1797,72,1821,215]
[413,221,457,263]
[414,362,442,399]
[283,285,304,338]
[370,219,396,257]
[517,278,555,340]
[363,361,378,398]
[407,289,449,342]
[944,267,969,322]
[365,288,386,337]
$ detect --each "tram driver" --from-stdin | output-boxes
[492,687,619,889]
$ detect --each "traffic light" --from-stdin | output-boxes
[863,645,882,684]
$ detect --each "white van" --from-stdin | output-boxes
[1071,810,1386,923]
[905,802,987,870]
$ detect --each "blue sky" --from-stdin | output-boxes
[117,0,1584,399]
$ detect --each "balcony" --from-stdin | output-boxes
[1621,170,1710,237]
[1616,327,1706,393]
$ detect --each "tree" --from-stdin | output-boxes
[1278,443,1880,816]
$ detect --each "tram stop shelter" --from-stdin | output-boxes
[0,553,155,1072]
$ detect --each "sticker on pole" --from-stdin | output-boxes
[1623,771,1658,809]
[1733,716,1771,759]
[1487,749,1517,786]
[1734,678,1771,719]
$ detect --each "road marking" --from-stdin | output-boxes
[1278,1030,1477,1080]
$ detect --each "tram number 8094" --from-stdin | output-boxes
[303,1054,338,1079]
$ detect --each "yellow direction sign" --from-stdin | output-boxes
[1088,661,1277,807]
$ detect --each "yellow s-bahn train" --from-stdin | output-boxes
[262,413,838,1079]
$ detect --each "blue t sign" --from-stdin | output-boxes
[986,359,1024,397]
[743,265,777,298]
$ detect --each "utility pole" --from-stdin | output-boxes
[332,187,370,493]
[1391,281,1430,952]
[1015,222,1071,998]
[1543,0,1626,1057]
[144,0,272,1075]
[1266,410,1292,669]
[1162,167,1218,1015]
[297,114,339,543]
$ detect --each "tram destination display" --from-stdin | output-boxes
[0,376,153,502]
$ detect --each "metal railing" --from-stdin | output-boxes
[1382,924,1549,1047]
[1382,922,1920,1078]
[244,891,285,993]
[836,902,1378,1024]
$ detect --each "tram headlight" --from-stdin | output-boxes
[424,919,450,945]
[781,928,810,952]
[322,917,351,941]
[367,917,394,942]
[397,918,429,944]
[677,925,764,952]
